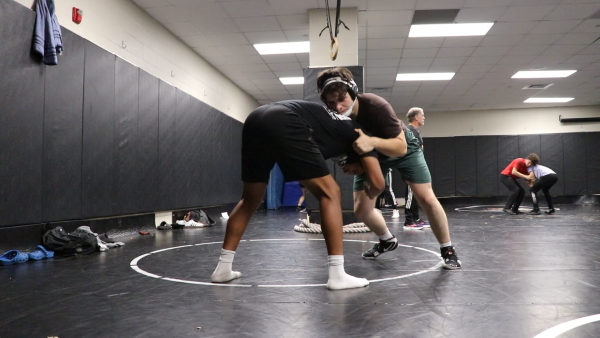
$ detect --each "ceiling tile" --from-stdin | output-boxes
[190,19,240,35]
[507,44,549,56]
[555,33,600,45]
[401,48,439,58]
[464,0,513,8]
[260,54,302,63]
[175,2,229,21]
[145,6,183,24]
[455,7,508,22]
[441,36,484,47]
[399,58,434,67]
[367,48,403,59]
[517,33,564,45]
[367,26,410,39]
[283,29,310,42]
[545,4,600,20]
[432,56,469,65]
[134,0,171,8]
[543,44,587,55]
[227,55,267,65]
[529,20,581,34]
[268,63,303,71]
[478,35,523,47]
[498,54,537,65]
[204,33,249,46]
[221,0,275,18]
[499,5,555,21]
[367,58,401,68]
[416,0,467,10]
[277,14,309,30]
[243,31,288,44]
[464,55,503,64]
[234,16,281,32]
[404,37,445,48]
[471,46,512,56]
[366,11,414,26]
[437,47,476,57]
[487,21,537,35]
[367,0,416,10]
[217,45,259,56]
[367,38,406,49]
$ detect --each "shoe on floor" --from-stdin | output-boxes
[0,250,29,265]
[362,236,398,259]
[545,209,556,215]
[415,219,430,228]
[502,208,517,215]
[528,209,541,215]
[404,222,424,230]
[27,245,54,260]
[441,246,462,270]
[391,210,400,219]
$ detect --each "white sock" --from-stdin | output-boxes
[378,230,395,241]
[326,255,369,290]
[211,248,242,282]
[440,241,452,248]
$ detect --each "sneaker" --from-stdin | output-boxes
[514,210,524,215]
[404,222,424,230]
[528,209,541,215]
[502,208,517,215]
[441,246,462,270]
[391,210,400,219]
[362,236,398,259]
[296,206,306,212]
[545,208,555,215]
[415,219,430,228]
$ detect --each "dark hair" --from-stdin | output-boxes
[316,67,356,102]
[526,153,539,165]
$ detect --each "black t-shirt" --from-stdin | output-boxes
[407,125,423,148]
[277,100,376,164]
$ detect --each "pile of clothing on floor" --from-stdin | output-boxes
[157,209,215,230]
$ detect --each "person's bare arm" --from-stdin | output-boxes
[511,167,530,179]
[359,156,385,199]
[353,129,407,158]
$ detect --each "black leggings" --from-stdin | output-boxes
[530,174,558,210]
[501,174,524,211]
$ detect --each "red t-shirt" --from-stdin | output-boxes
[501,158,527,178]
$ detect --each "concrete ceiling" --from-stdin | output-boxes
[132,0,600,113]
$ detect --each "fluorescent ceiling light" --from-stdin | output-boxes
[253,41,309,55]
[524,98,574,103]
[396,73,455,81]
[409,23,494,37]
[280,77,304,85]
[512,70,577,78]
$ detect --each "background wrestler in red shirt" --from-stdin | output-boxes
[500,156,534,215]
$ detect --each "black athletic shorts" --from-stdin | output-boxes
[241,104,330,183]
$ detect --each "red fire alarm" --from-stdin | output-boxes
[72,7,83,24]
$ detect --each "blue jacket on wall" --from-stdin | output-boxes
[33,0,63,65]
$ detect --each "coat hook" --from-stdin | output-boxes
[171,71,175,77]
[121,41,126,49]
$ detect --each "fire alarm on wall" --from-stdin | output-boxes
[72,7,83,24]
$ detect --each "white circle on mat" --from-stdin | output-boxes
[130,238,443,288]
[533,314,600,338]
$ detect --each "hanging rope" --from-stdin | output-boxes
[318,0,350,61]
[294,219,372,234]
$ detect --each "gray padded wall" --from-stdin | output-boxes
[82,41,115,218]
[454,137,477,196]
[0,0,45,226]
[137,70,160,212]
[563,133,587,195]
[476,136,498,197]
[433,137,455,197]
[42,29,85,221]
[157,81,179,211]
[541,134,564,196]
[586,132,600,194]
[113,58,141,215]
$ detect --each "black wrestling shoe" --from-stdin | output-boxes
[545,209,556,215]
[441,246,462,270]
[528,209,541,215]
[362,236,398,259]
[503,208,517,215]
